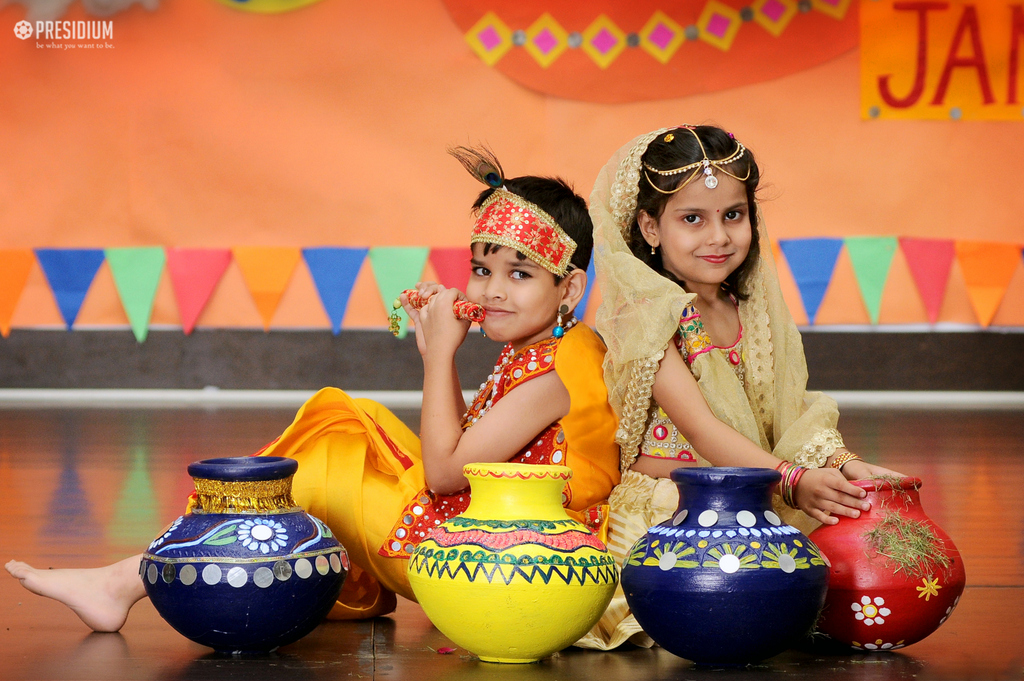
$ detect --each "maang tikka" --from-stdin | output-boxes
[643,127,750,193]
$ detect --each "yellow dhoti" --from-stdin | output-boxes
[253,325,619,621]
[259,388,423,619]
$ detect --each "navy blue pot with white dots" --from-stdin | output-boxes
[620,467,828,665]
[141,456,348,654]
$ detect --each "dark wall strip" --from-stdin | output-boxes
[1,330,1021,392]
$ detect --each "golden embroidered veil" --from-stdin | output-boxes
[591,128,846,534]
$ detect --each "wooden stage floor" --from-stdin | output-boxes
[1,406,1022,681]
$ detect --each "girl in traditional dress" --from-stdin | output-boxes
[574,126,903,650]
[6,150,619,631]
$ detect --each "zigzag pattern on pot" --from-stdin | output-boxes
[409,551,618,586]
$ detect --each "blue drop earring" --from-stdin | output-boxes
[553,305,569,338]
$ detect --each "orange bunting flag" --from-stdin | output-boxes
[232,247,302,331]
[955,241,1022,327]
[0,249,34,337]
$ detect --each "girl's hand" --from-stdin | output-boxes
[840,459,907,481]
[412,286,470,359]
[794,467,870,526]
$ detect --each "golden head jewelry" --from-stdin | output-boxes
[643,127,750,194]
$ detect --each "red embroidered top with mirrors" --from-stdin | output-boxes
[379,336,570,558]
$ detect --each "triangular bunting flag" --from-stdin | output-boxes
[898,238,955,324]
[844,236,897,324]
[955,241,1022,327]
[574,258,598,321]
[778,238,844,324]
[302,247,368,335]
[232,247,302,331]
[105,247,166,343]
[167,248,232,335]
[429,247,473,294]
[0,249,34,337]
[368,246,430,338]
[33,248,106,329]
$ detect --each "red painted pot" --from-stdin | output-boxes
[809,477,966,651]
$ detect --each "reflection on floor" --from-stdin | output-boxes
[1,407,1021,681]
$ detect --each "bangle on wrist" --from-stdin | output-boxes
[830,451,862,470]
[774,461,808,509]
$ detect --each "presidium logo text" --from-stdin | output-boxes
[14,19,113,44]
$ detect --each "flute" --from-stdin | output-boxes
[389,289,486,336]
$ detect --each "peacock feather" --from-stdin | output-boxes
[448,145,504,188]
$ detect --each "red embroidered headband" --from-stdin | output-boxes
[470,189,577,277]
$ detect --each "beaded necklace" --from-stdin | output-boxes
[462,318,577,427]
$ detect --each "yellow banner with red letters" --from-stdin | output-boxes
[861,0,1024,120]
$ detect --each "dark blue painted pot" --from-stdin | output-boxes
[620,467,828,665]
[142,456,347,654]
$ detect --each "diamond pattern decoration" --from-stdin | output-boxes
[524,13,568,68]
[811,0,851,20]
[465,12,512,66]
[640,10,685,64]
[581,15,627,69]
[752,0,797,37]
[462,3,847,68]
[697,1,742,51]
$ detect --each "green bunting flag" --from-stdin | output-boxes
[844,237,898,324]
[368,247,430,339]
[105,247,166,342]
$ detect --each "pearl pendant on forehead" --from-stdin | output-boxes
[702,161,718,188]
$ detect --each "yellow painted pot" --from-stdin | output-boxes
[407,463,617,663]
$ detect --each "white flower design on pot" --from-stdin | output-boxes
[939,595,961,624]
[149,517,183,550]
[851,595,891,626]
[853,638,905,651]
[238,518,289,554]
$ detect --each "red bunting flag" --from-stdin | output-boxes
[167,249,232,334]
[899,238,956,324]
[429,247,473,294]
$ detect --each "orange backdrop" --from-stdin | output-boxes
[1,0,1022,332]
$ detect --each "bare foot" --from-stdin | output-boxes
[5,555,147,633]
